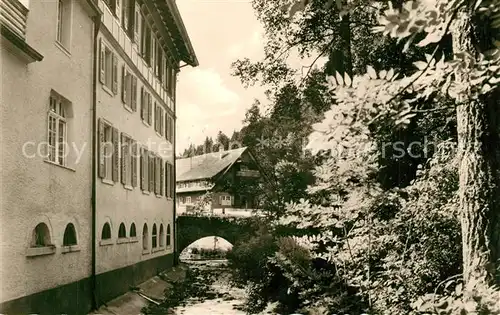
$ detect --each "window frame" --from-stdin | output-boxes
[47,94,68,166]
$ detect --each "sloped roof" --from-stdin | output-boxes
[176,147,248,182]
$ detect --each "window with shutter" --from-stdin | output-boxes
[121,65,127,104]
[140,147,145,190]
[131,76,137,111]
[112,54,118,94]
[167,163,171,198]
[112,128,119,182]
[121,133,126,185]
[164,112,170,140]
[160,160,164,196]
[140,87,145,120]
[147,94,152,125]
[99,39,105,84]
[98,119,106,178]
[131,141,137,187]
[148,153,154,192]
[170,164,174,198]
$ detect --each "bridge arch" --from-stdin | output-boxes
[176,215,261,254]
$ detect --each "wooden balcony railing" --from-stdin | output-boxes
[1,0,28,40]
[236,170,260,178]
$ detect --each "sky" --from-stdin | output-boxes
[175,0,267,154]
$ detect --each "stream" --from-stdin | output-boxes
[171,260,276,315]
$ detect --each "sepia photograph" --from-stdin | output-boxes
[1,0,499,314]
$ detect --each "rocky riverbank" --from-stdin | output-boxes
[142,260,277,315]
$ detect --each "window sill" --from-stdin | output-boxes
[151,247,163,253]
[142,249,150,255]
[102,84,115,97]
[142,190,151,196]
[102,178,114,186]
[155,132,163,138]
[142,120,151,128]
[55,41,71,57]
[44,159,76,172]
[124,184,134,191]
[129,237,139,243]
[61,245,80,254]
[99,239,114,246]
[124,104,134,113]
[117,238,129,244]
[26,246,56,257]
[156,194,163,199]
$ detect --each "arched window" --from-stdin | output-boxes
[130,223,136,237]
[142,224,148,250]
[63,223,77,246]
[166,224,171,247]
[159,224,164,247]
[152,224,157,248]
[31,223,51,247]
[118,223,126,238]
[101,223,111,240]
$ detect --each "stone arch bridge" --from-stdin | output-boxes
[176,214,261,254]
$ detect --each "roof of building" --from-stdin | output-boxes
[157,0,198,67]
[176,147,248,182]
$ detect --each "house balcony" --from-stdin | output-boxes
[1,0,43,63]
[236,170,260,178]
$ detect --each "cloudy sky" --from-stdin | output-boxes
[175,0,267,154]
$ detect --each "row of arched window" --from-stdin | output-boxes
[101,222,171,250]
[31,222,77,248]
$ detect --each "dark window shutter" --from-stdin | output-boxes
[147,95,152,125]
[140,87,145,120]
[131,76,137,111]
[165,112,170,141]
[121,65,127,104]
[160,160,164,196]
[155,157,160,195]
[140,147,145,190]
[121,133,126,185]
[99,39,105,84]
[170,164,174,198]
[148,154,154,192]
[112,127,119,182]
[169,116,174,142]
[132,141,137,187]
[98,119,105,178]
[165,162,170,198]
[112,54,118,94]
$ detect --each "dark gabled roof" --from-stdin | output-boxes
[176,147,247,182]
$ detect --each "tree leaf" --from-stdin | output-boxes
[336,71,344,86]
[367,66,377,79]
[344,72,352,86]
[386,68,395,80]
[413,61,428,70]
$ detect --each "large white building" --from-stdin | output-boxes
[0,0,197,313]
[93,0,197,305]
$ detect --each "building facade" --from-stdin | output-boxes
[176,147,263,216]
[93,0,197,305]
[0,0,197,313]
[1,0,99,313]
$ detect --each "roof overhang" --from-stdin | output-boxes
[151,0,198,67]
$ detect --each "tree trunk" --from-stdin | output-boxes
[453,10,500,284]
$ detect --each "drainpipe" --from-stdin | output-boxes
[173,67,178,266]
[91,14,101,311]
